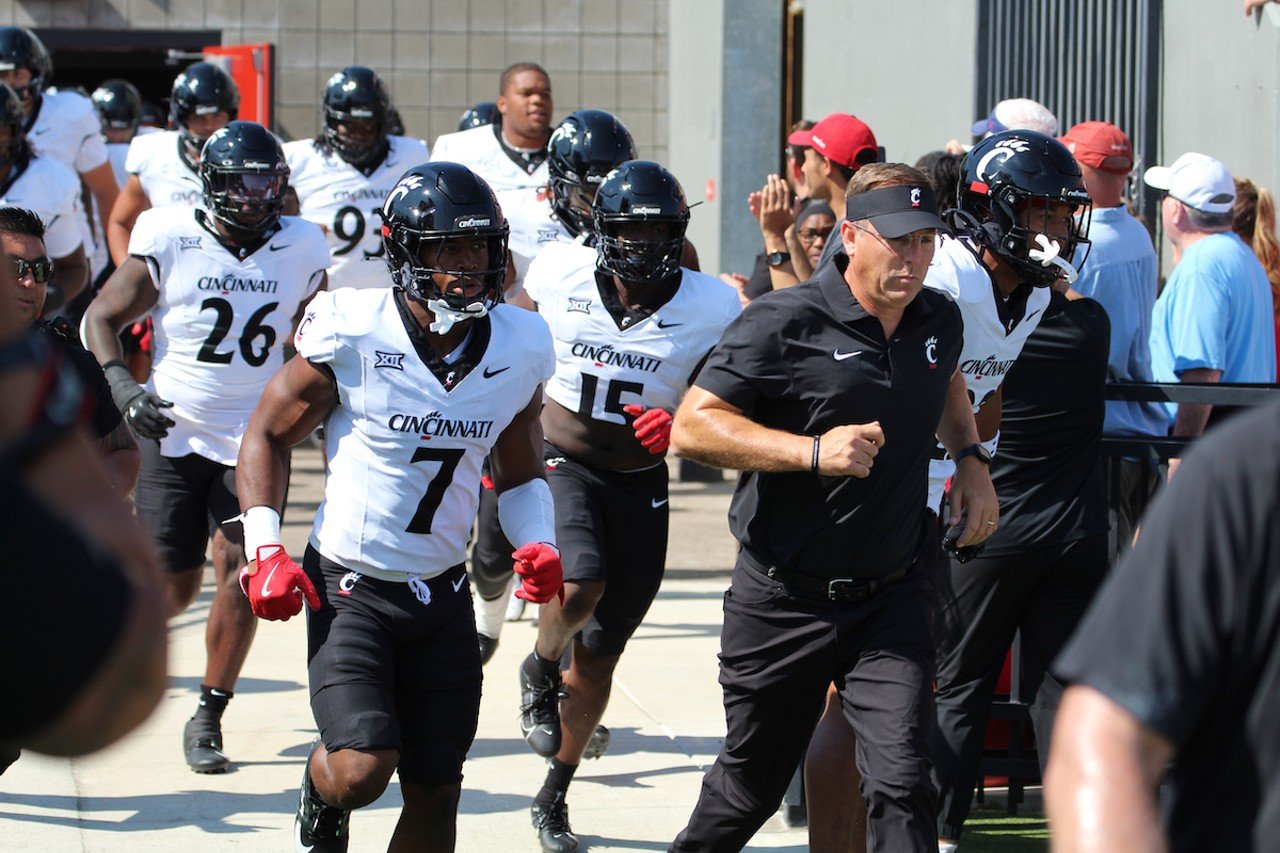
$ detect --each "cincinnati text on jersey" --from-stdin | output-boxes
[960,355,1016,379]
[387,411,496,439]
[333,188,389,202]
[196,275,281,294]
[569,342,662,372]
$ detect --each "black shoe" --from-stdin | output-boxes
[520,657,564,758]
[183,716,230,773]
[296,743,350,853]
[478,633,499,666]
[531,799,580,852]
[0,746,19,775]
[582,724,610,761]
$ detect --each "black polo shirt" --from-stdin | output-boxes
[695,251,963,580]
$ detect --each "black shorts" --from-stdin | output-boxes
[0,473,132,741]
[303,546,482,786]
[468,460,515,601]
[133,439,241,573]
[545,442,669,656]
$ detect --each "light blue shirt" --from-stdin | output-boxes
[1073,206,1167,436]
[1150,231,1277,425]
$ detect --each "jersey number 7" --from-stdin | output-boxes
[406,447,466,534]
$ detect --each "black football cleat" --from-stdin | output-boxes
[519,657,565,758]
[183,716,230,773]
[531,798,580,852]
[478,633,499,666]
[296,741,351,853]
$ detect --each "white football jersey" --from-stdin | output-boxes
[923,234,1050,511]
[430,124,549,192]
[295,289,555,579]
[106,141,130,188]
[0,156,84,258]
[284,135,430,290]
[498,185,569,289]
[525,242,741,422]
[125,130,204,209]
[130,208,331,464]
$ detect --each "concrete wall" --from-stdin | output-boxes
[3,0,669,162]
[801,1,978,166]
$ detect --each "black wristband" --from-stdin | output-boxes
[811,435,821,471]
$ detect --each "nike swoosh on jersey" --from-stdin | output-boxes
[261,563,281,596]
[268,243,290,251]
[452,576,466,592]
[651,498,669,509]
[655,319,683,329]
[833,350,863,361]
[1026,309,1042,321]
[483,366,510,378]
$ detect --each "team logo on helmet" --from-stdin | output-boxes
[455,215,491,228]
[976,138,1032,183]
[385,173,425,212]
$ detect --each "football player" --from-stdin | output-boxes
[0,84,88,315]
[83,121,331,775]
[517,161,741,852]
[471,108,636,665]
[284,66,429,290]
[458,101,499,131]
[802,130,1094,853]
[91,78,147,188]
[106,62,238,266]
[235,161,562,852]
[0,27,117,292]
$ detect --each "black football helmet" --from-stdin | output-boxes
[170,62,239,156]
[322,66,391,169]
[199,121,289,240]
[0,84,26,170]
[547,109,637,238]
[593,160,689,283]
[139,99,167,129]
[956,129,1093,286]
[0,27,51,101]
[91,79,143,131]
[458,101,499,132]
[381,162,509,322]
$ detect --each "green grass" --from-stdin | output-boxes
[958,804,1050,853]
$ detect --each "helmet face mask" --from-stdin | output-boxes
[958,130,1093,287]
[199,121,289,242]
[592,160,689,284]
[322,67,390,169]
[547,110,637,238]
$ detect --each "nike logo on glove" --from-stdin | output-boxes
[261,563,280,596]
[833,350,863,361]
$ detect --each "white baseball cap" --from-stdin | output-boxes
[1143,153,1236,213]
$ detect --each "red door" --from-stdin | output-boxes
[202,43,273,128]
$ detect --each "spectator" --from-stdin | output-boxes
[732,199,835,305]
[914,150,963,212]
[946,97,1059,154]
[1060,121,1166,543]
[784,118,815,202]
[1146,153,1276,472]
[1046,395,1280,852]
[1231,176,1280,375]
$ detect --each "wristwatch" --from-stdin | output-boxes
[955,443,992,465]
[766,250,791,268]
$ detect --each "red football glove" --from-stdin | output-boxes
[512,542,565,604]
[623,404,673,455]
[238,546,321,621]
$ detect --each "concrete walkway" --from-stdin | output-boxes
[0,448,806,851]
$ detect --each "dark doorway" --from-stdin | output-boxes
[33,28,222,109]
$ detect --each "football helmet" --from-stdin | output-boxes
[199,121,289,240]
[547,109,637,238]
[91,79,143,131]
[171,62,239,156]
[593,160,689,283]
[956,129,1092,286]
[0,84,26,171]
[380,162,509,334]
[458,101,499,132]
[322,66,391,169]
[0,27,51,100]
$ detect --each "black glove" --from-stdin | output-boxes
[103,362,175,440]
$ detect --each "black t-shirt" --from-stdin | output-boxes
[34,320,121,440]
[695,253,963,580]
[982,293,1111,555]
[1055,397,1280,852]
[743,251,773,301]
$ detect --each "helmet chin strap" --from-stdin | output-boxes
[1028,233,1079,283]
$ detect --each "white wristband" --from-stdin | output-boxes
[497,477,556,549]
[241,506,282,558]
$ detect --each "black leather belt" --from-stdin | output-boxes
[756,561,908,604]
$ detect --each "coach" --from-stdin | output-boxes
[667,163,998,853]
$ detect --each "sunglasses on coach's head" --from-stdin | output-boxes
[12,257,53,284]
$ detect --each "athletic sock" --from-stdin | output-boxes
[192,684,233,724]
[474,589,507,639]
[524,650,561,681]
[534,758,579,806]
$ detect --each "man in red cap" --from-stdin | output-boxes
[1059,120,1166,545]
[758,112,878,290]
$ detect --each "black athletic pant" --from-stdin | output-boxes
[931,532,1109,840]
[671,552,937,853]
[469,480,514,601]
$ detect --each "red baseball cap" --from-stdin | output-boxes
[787,113,878,170]
[1059,121,1134,175]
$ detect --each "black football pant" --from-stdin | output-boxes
[469,482,514,601]
[671,553,937,853]
[931,533,1109,840]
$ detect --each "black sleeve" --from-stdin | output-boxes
[1054,399,1280,745]
[692,295,792,412]
[742,252,773,301]
[67,345,123,439]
